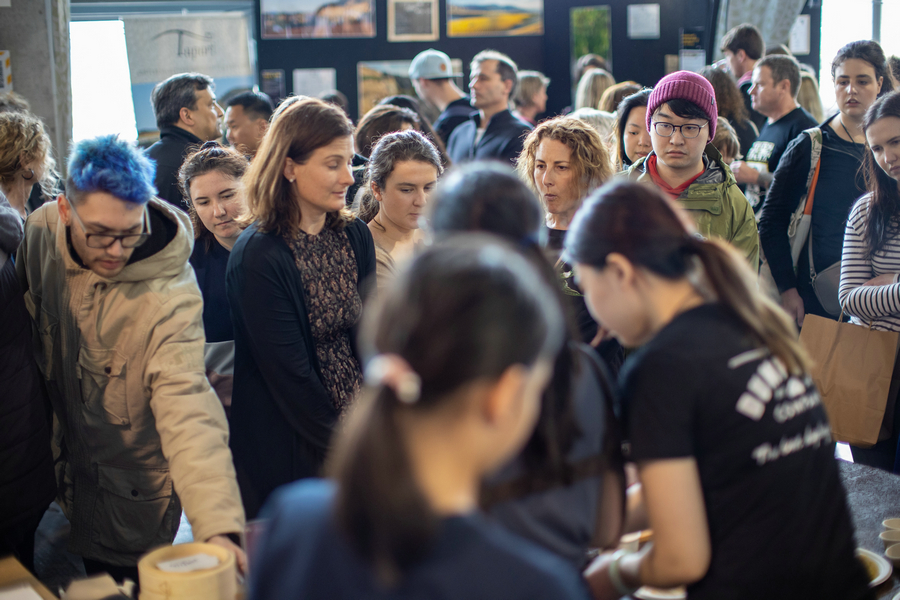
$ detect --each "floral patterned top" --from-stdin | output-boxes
[285,226,362,413]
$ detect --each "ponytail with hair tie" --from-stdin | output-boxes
[365,354,422,404]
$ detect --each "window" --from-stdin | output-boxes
[70,20,138,143]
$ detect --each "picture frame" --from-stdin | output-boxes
[447,0,543,38]
[261,0,376,40]
[388,0,439,42]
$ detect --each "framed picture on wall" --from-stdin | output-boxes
[446,0,543,38]
[570,6,611,69]
[292,68,337,97]
[358,58,462,119]
[260,0,376,40]
[388,0,439,42]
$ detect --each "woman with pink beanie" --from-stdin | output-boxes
[624,71,759,266]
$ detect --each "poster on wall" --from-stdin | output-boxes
[570,6,611,69]
[292,68,336,97]
[388,0,439,42]
[261,0,376,40]
[357,59,462,119]
[123,14,253,134]
[447,0,543,38]
[261,69,286,100]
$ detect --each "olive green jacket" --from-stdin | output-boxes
[625,145,760,266]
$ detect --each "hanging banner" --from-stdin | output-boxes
[123,13,253,134]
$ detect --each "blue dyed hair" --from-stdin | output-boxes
[65,135,156,205]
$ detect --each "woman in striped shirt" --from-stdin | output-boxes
[839,90,900,471]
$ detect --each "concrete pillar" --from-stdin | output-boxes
[0,0,72,175]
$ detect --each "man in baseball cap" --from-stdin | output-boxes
[625,70,758,265]
[409,49,472,145]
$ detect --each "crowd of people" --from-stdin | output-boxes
[2,20,900,600]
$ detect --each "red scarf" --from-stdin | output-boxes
[646,155,704,200]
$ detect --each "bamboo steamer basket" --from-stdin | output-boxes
[138,542,236,599]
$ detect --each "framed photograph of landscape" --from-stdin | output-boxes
[261,0,376,40]
[447,0,543,38]
[570,6,611,67]
[357,58,463,119]
[388,0,439,42]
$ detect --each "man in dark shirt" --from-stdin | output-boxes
[146,73,224,209]
[409,49,473,146]
[732,55,816,213]
[446,50,533,166]
[719,23,766,131]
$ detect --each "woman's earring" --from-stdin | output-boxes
[22,168,34,181]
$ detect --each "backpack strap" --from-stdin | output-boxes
[785,128,824,243]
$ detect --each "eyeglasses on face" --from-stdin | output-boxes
[651,121,708,139]
[68,201,152,249]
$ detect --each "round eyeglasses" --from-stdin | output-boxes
[651,121,708,139]
[69,202,152,249]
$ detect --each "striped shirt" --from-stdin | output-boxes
[839,193,900,331]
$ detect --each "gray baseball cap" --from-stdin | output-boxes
[409,49,462,80]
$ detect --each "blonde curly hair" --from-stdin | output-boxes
[516,116,614,212]
[0,112,57,199]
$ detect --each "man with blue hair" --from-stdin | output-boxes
[16,135,246,581]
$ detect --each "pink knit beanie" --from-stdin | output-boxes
[646,70,718,138]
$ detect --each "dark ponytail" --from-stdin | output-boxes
[329,238,565,585]
[566,181,811,374]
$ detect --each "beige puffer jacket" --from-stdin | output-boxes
[17,197,245,566]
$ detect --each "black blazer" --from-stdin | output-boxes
[446,109,533,167]
[225,218,376,518]
[146,126,203,210]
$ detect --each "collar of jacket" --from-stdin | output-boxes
[52,196,194,283]
[158,125,204,146]
[471,108,519,131]
[626,144,736,192]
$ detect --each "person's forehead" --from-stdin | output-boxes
[225,105,246,121]
[654,105,707,124]
[77,190,145,225]
[753,66,772,81]
[474,60,499,76]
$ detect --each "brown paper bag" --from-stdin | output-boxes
[799,314,900,448]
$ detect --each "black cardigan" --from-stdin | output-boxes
[225,218,376,518]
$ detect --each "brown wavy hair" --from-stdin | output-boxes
[699,66,749,123]
[598,81,641,113]
[242,97,354,236]
[0,112,58,200]
[516,116,614,212]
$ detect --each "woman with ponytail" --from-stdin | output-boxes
[839,90,900,470]
[570,181,870,600]
[247,239,591,600]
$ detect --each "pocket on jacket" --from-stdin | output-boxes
[35,309,58,379]
[94,463,178,554]
[77,347,130,426]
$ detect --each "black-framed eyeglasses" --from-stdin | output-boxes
[69,202,152,249]
[652,121,708,139]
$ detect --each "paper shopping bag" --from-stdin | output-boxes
[799,314,900,448]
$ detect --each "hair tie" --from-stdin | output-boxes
[365,354,421,404]
[201,140,221,150]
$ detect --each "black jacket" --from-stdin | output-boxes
[226,218,376,518]
[146,126,204,210]
[434,96,476,146]
[0,235,55,531]
[447,109,533,167]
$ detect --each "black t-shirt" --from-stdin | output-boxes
[744,107,817,211]
[433,96,476,146]
[248,479,592,600]
[621,304,871,600]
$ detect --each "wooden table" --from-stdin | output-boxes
[0,557,58,599]
[840,460,900,599]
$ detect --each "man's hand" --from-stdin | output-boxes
[731,161,761,185]
[863,274,897,287]
[208,534,248,575]
[781,288,805,328]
